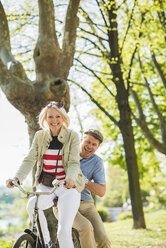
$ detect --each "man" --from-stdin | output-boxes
[73,129,111,248]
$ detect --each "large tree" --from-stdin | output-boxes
[72,0,147,228]
[72,0,165,227]
[0,0,80,143]
[0,0,81,244]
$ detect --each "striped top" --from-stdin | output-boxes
[42,136,66,181]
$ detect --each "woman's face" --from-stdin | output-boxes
[46,108,64,135]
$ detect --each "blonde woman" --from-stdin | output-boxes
[6,102,85,248]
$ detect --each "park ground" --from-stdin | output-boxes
[0,209,166,248]
[106,209,166,248]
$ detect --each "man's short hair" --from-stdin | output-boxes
[84,129,104,144]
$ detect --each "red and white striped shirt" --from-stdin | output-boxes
[42,136,66,181]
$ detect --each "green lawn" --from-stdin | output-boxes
[0,209,166,248]
[105,209,166,248]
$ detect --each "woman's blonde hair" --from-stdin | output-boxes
[38,102,70,129]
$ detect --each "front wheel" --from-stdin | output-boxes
[12,233,36,248]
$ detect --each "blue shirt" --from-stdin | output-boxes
[80,154,106,202]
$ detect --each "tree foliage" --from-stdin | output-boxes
[73,0,147,228]
[74,0,166,154]
[72,0,166,213]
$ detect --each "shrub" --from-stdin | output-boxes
[97,207,110,222]
[117,211,132,221]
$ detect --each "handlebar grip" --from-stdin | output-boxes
[9,181,14,186]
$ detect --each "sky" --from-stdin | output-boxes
[0,91,29,185]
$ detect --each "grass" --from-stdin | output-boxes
[0,239,14,248]
[0,209,166,248]
[105,209,166,248]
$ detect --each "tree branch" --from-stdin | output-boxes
[79,27,108,43]
[61,0,81,74]
[79,20,107,35]
[132,111,166,154]
[79,6,108,51]
[130,89,145,121]
[120,0,137,55]
[76,49,103,58]
[69,79,119,127]
[127,13,145,89]
[156,0,166,42]
[151,50,166,90]
[75,58,115,97]
[127,45,138,89]
[0,2,28,81]
[79,36,105,56]
[138,55,166,143]
[117,0,127,10]
[0,1,11,53]
[131,88,166,154]
[33,0,63,81]
[0,58,34,103]
[38,0,59,45]
[96,0,109,28]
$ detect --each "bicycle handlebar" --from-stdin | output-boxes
[10,179,66,197]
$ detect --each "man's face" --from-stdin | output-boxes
[80,134,100,159]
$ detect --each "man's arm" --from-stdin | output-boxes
[86,181,106,197]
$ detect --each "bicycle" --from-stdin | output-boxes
[9,179,81,248]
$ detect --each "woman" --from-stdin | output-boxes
[6,101,85,248]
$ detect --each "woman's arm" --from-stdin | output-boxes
[65,131,80,183]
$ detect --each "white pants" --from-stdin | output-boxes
[26,184,80,248]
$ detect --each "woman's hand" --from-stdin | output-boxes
[65,178,75,189]
[6,177,19,188]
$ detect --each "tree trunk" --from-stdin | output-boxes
[107,0,146,228]
[117,83,146,228]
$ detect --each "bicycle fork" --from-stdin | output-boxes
[32,195,45,248]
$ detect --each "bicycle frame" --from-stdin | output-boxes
[11,179,65,248]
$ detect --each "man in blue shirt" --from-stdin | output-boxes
[73,129,111,248]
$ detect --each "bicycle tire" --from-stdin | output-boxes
[12,233,36,248]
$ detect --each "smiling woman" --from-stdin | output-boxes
[38,101,70,136]
[6,100,86,248]
[46,108,64,136]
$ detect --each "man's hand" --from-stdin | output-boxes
[65,178,75,189]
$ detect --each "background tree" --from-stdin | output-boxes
[72,0,146,228]
[70,0,165,226]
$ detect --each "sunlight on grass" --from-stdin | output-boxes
[0,239,14,248]
[104,209,166,248]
